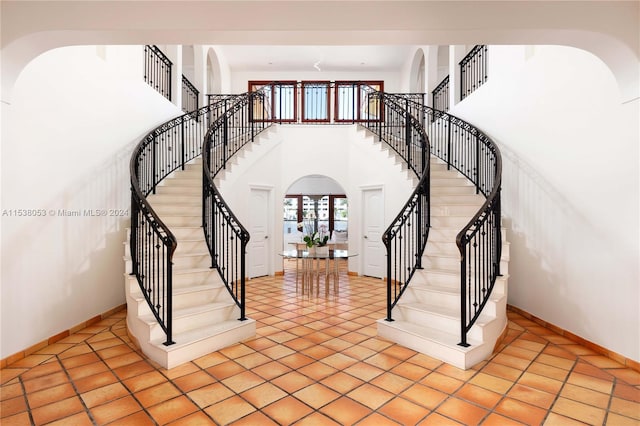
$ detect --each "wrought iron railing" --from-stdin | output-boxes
[129,99,236,345]
[202,91,272,320]
[404,100,502,347]
[363,92,431,321]
[460,45,488,100]
[432,75,450,112]
[144,45,172,101]
[182,75,199,114]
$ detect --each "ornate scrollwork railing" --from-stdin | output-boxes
[389,98,502,347]
[130,99,236,345]
[202,91,272,319]
[363,92,431,321]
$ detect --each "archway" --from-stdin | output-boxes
[408,48,426,93]
[283,175,348,250]
[206,47,222,94]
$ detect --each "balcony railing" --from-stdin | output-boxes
[460,45,488,100]
[432,75,450,112]
[144,45,172,101]
[182,75,199,114]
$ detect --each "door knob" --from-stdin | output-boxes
[364,235,368,239]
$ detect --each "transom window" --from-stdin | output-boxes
[248,80,383,124]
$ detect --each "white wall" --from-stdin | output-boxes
[217,125,414,276]
[0,46,181,359]
[449,45,640,361]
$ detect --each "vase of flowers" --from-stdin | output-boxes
[298,219,329,255]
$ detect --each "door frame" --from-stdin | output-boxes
[360,184,385,278]
[248,184,274,278]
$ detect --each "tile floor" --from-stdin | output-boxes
[2,260,639,425]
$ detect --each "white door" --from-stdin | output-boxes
[248,188,270,278]
[362,187,385,278]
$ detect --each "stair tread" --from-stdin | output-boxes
[381,319,482,349]
[139,301,235,325]
[151,319,253,349]
[172,283,224,295]
[400,301,496,325]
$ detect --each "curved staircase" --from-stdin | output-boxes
[126,85,507,371]
[378,157,509,369]
[125,157,255,369]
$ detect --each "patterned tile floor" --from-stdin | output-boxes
[2,260,639,425]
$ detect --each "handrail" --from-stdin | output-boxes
[362,91,431,321]
[202,91,272,320]
[402,99,502,347]
[129,99,235,345]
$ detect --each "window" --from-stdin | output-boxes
[248,80,384,124]
[302,81,330,122]
[283,194,347,240]
[335,81,383,122]
[249,81,297,122]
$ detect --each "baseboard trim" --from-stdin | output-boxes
[507,305,639,373]
[1,304,127,369]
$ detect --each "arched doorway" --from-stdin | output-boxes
[283,175,348,250]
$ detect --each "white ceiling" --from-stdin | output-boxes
[216,45,414,72]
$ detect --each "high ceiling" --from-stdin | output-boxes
[216,45,414,72]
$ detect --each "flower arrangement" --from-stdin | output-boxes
[297,220,329,248]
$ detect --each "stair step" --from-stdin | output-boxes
[149,319,256,369]
[171,227,205,240]
[377,319,489,370]
[140,301,237,336]
[151,319,251,348]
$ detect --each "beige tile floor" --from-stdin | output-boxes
[2,260,639,425]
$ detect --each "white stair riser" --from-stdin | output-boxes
[430,215,477,227]
[157,321,256,369]
[147,194,201,205]
[174,269,219,287]
[410,275,507,295]
[153,205,202,216]
[173,287,226,310]
[431,178,474,187]
[468,315,507,342]
[172,255,212,270]
[409,287,458,306]
[162,176,203,188]
[171,227,205,240]
[383,319,498,369]
[431,185,477,195]
[431,204,483,216]
[173,304,239,333]
[156,185,200,195]
[425,241,459,257]
[174,240,209,254]
[161,215,201,227]
[431,194,485,206]
[397,304,460,335]
[428,228,461,242]
[421,257,510,275]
